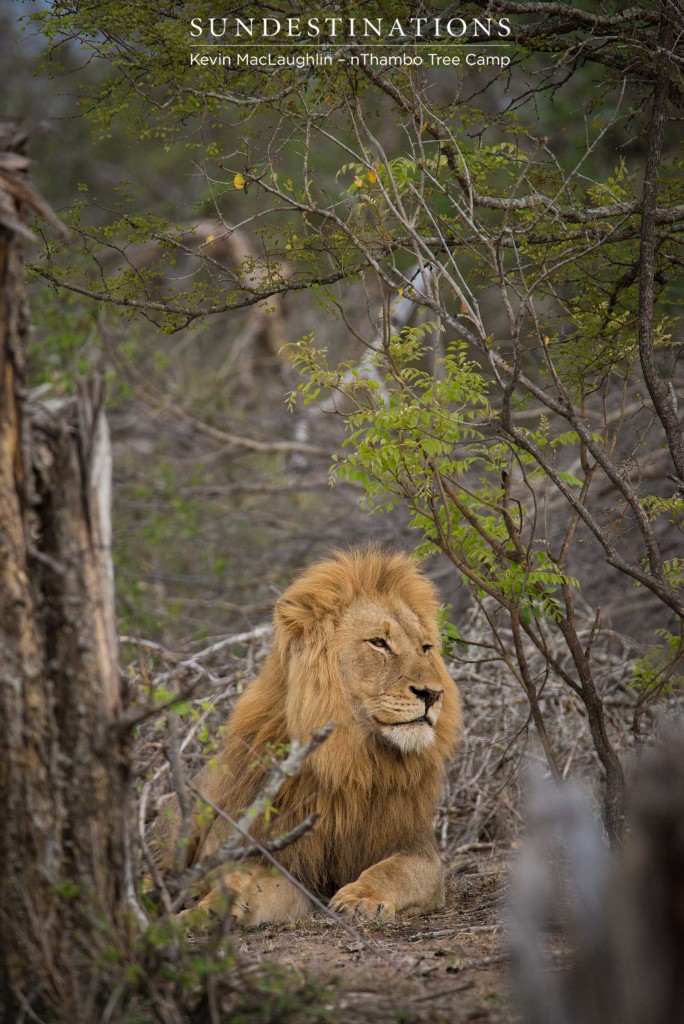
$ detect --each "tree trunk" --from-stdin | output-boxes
[0,125,128,1022]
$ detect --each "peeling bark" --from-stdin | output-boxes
[0,124,127,1022]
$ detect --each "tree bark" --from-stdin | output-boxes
[0,125,127,1022]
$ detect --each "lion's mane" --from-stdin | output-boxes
[192,547,462,900]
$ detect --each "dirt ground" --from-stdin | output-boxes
[234,847,516,1023]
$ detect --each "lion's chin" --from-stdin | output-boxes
[381,722,436,755]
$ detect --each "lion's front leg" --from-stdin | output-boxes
[329,850,445,920]
[191,864,314,927]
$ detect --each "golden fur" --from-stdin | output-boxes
[152,547,462,925]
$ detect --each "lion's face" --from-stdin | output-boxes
[335,596,448,754]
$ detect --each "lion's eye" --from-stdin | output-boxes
[422,644,433,654]
[368,637,390,651]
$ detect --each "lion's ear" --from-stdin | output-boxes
[275,595,318,638]
[275,558,352,639]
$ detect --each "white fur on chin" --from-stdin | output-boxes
[383,723,436,754]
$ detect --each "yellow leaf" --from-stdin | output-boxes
[206,234,215,243]
[353,175,364,189]
[233,173,246,190]
[367,169,377,184]
[544,336,550,346]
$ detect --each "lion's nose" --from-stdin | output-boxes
[410,686,442,711]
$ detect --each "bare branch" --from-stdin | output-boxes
[637,4,684,486]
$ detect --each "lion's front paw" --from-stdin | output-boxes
[221,868,264,924]
[177,870,254,928]
[330,883,397,920]
[189,868,312,928]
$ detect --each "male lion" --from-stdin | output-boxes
[151,547,462,925]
